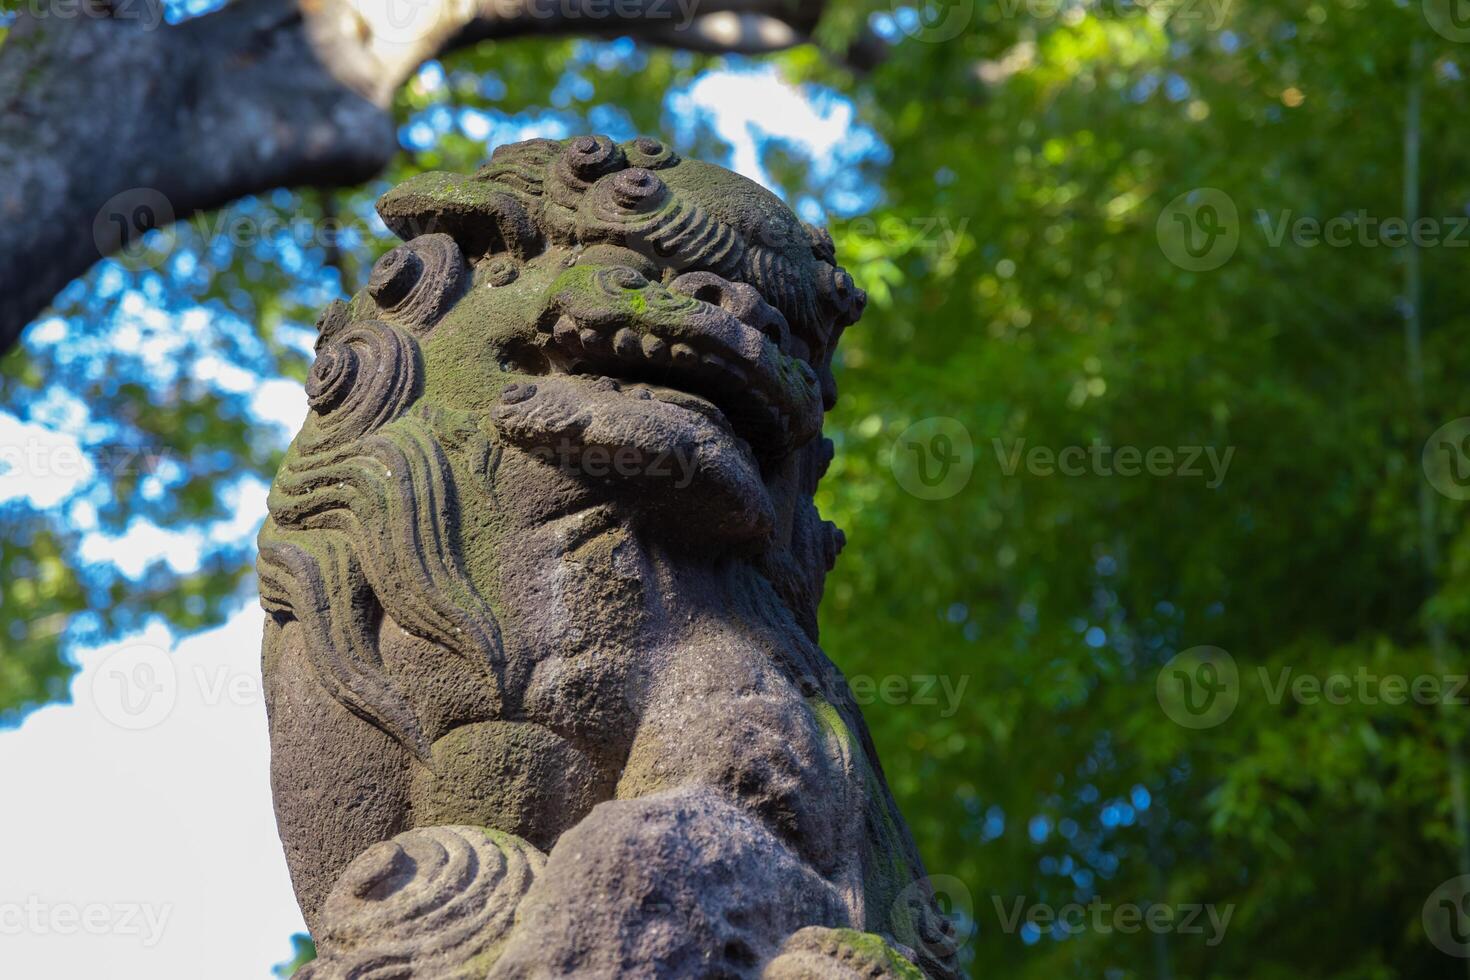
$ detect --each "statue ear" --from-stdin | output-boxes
[816,261,866,330]
[804,222,836,264]
[376,172,541,261]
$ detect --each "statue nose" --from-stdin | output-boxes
[668,271,791,350]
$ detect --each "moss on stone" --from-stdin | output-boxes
[805,694,929,950]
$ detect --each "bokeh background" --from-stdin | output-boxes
[3,1,1470,976]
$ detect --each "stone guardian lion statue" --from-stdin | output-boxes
[257,135,960,979]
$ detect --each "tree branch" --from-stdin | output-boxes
[0,0,393,353]
[0,0,848,357]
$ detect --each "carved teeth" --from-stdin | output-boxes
[535,314,805,456]
[500,382,536,404]
[553,316,580,347]
[641,335,668,363]
[613,328,641,359]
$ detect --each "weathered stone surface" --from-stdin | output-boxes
[299,825,543,980]
[259,136,958,978]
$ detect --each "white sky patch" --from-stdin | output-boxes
[192,354,260,394]
[0,412,94,508]
[672,66,860,190]
[0,610,306,978]
[250,379,310,437]
[78,477,271,578]
[461,109,494,141]
[28,317,68,346]
[79,522,208,578]
[24,384,94,435]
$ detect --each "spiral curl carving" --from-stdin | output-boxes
[294,319,421,460]
[299,825,545,980]
[260,314,504,756]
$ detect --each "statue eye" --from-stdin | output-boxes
[481,255,519,287]
[577,243,660,280]
[368,246,422,309]
[608,167,666,210]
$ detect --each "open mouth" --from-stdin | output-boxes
[508,266,824,459]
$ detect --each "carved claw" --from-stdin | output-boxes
[487,373,776,543]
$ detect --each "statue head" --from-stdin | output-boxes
[338,135,862,543]
[258,140,958,980]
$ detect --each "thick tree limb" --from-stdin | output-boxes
[0,0,838,356]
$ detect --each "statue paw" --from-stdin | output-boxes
[298,825,544,980]
[764,926,928,980]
